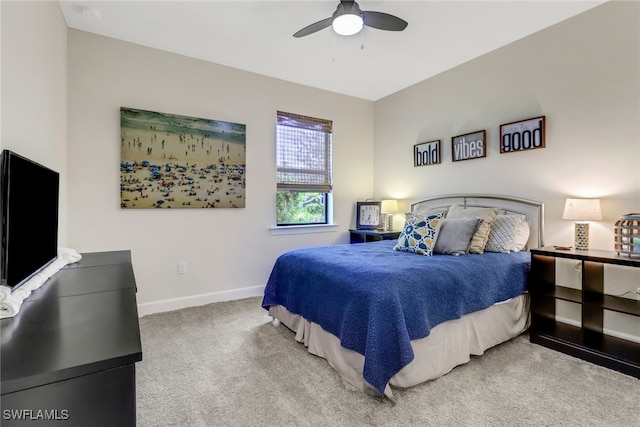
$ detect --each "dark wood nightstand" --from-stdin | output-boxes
[349,229,400,244]
[529,247,640,379]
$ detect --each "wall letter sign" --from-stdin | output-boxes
[500,116,545,154]
[451,130,486,162]
[414,140,441,167]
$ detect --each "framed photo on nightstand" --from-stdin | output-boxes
[356,201,382,230]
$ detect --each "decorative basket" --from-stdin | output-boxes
[614,213,640,257]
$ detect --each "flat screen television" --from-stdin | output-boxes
[1,149,59,290]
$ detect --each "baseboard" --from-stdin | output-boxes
[603,328,640,345]
[137,285,265,317]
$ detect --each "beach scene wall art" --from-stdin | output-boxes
[120,107,246,209]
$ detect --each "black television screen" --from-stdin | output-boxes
[1,150,59,290]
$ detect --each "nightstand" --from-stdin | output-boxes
[529,247,640,378]
[349,229,400,244]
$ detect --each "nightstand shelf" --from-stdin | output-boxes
[536,285,582,303]
[349,229,400,244]
[602,295,640,316]
[534,323,640,373]
[529,247,640,379]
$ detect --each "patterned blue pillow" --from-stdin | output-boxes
[393,212,444,256]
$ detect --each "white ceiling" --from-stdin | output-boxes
[58,1,606,101]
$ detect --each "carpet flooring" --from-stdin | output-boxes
[136,297,640,427]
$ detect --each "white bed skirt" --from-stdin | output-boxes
[268,294,530,398]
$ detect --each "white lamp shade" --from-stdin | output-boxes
[381,199,399,214]
[562,198,602,221]
[332,14,363,36]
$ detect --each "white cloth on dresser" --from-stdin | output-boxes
[0,248,82,319]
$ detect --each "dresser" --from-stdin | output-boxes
[1,251,142,426]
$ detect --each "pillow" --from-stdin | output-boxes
[445,204,498,254]
[485,214,526,253]
[511,219,530,251]
[412,205,449,218]
[393,212,443,256]
[434,217,482,255]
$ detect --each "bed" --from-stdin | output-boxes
[262,194,544,399]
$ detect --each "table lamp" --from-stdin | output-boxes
[562,198,602,250]
[381,200,399,232]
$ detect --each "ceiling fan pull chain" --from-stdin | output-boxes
[332,33,336,62]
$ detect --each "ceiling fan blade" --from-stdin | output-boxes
[362,11,408,31]
[293,17,333,38]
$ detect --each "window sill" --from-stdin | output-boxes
[269,224,339,236]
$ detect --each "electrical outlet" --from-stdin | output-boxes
[178,262,187,275]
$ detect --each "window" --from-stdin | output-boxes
[276,111,332,226]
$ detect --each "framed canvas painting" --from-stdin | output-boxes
[120,107,246,209]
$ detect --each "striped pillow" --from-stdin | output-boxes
[485,214,526,253]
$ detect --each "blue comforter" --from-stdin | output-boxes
[262,240,530,395]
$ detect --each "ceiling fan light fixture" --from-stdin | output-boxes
[293,0,406,39]
[332,13,363,36]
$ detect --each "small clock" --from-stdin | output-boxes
[356,201,382,230]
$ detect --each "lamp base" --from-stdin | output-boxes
[384,214,394,232]
[574,222,590,250]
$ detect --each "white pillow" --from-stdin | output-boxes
[485,214,526,253]
[413,205,448,217]
[511,219,530,252]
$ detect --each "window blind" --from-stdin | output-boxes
[276,111,332,192]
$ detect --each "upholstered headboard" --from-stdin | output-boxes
[410,194,545,249]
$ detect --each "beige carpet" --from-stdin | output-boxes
[137,297,640,427]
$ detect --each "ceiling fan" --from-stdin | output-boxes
[293,1,408,38]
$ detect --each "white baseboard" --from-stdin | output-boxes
[604,328,640,344]
[137,285,265,317]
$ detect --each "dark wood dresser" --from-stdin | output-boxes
[1,251,142,426]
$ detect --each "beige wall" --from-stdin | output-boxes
[1,0,68,246]
[3,1,638,316]
[373,1,640,251]
[66,30,374,313]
